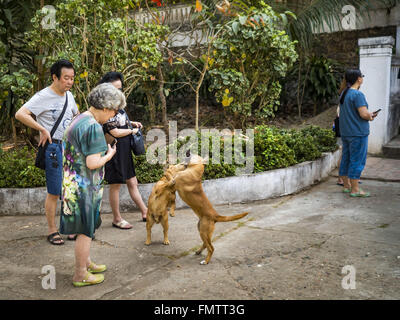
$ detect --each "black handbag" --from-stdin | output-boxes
[131,128,145,156]
[126,115,145,156]
[333,116,340,138]
[35,94,68,169]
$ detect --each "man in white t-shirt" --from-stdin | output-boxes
[15,59,79,245]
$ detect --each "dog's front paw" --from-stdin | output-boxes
[163,239,170,245]
[200,260,208,265]
[145,240,151,245]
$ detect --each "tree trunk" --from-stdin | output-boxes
[195,90,199,131]
[158,64,167,131]
[36,0,45,91]
[146,92,156,125]
[11,117,17,146]
[297,55,302,119]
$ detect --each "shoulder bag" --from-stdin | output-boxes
[35,93,69,170]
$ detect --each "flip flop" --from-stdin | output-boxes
[87,262,107,274]
[342,188,351,193]
[47,232,64,245]
[350,190,370,198]
[112,219,133,229]
[337,182,344,186]
[72,272,104,287]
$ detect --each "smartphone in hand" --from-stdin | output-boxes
[110,139,117,147]
[373,108,382,114]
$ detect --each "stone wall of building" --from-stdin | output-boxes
[312,26,397,69]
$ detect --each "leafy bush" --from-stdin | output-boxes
[0,146,46,188]
[209,3,298,125]
[253,125,337,172]
[133,155,164,184]
[253,126,296,172]
[285,129,321,163]
[299,125,337,153]
[0,125,337,188]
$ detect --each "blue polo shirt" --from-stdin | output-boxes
[339,89,369,137]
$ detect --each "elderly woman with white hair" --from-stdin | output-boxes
[60,83,126,287]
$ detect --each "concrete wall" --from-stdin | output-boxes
[0,149,341,216]
[314,2,399,34]
[312,26,397,70]
[359,36,397,154]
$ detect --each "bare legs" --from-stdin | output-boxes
[337,158,343,185]
[340,176,367,195]
[45,193,63,244]
[126,177,147,220]
[109,176,147,227]
[109,184,130,226]
[72,234,94,282]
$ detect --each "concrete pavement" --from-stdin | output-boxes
[0,157,399,300]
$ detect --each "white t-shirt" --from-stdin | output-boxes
[24,87,79,140]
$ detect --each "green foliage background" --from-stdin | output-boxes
[0,126,337,188]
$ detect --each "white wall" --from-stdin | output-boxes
[359,36,395,154]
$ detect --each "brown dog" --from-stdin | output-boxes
[145,164,185,246]
[170,154,249,265]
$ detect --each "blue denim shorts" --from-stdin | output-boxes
[44,142,63,196]
[339,136,368,180]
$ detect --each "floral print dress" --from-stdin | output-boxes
[60,113,108,238]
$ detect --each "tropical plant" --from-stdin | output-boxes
[303,55,340,116]
[208,2,298,128]
[0,0,39,141]
[27,0,169,110]
[162,0,224,130]
[257,0,400,49]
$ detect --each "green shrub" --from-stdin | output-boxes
[0,125,338,188]
[285,129,321,163]
[133,155,164,184]
[299,125,338,153]
[253,126,297,172]
[0,146,46,188]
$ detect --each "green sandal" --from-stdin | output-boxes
[350,190,370,198]
[73,272,104,287]
[342,188,351,193]
[87,262,107,273]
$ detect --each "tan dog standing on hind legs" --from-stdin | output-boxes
[170,154,249,265]
[145,164,185,246]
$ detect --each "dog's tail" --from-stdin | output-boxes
[215,212,248,223]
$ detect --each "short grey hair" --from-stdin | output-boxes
[87,83,126,111]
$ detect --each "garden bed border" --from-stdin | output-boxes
[0,149,341,216]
